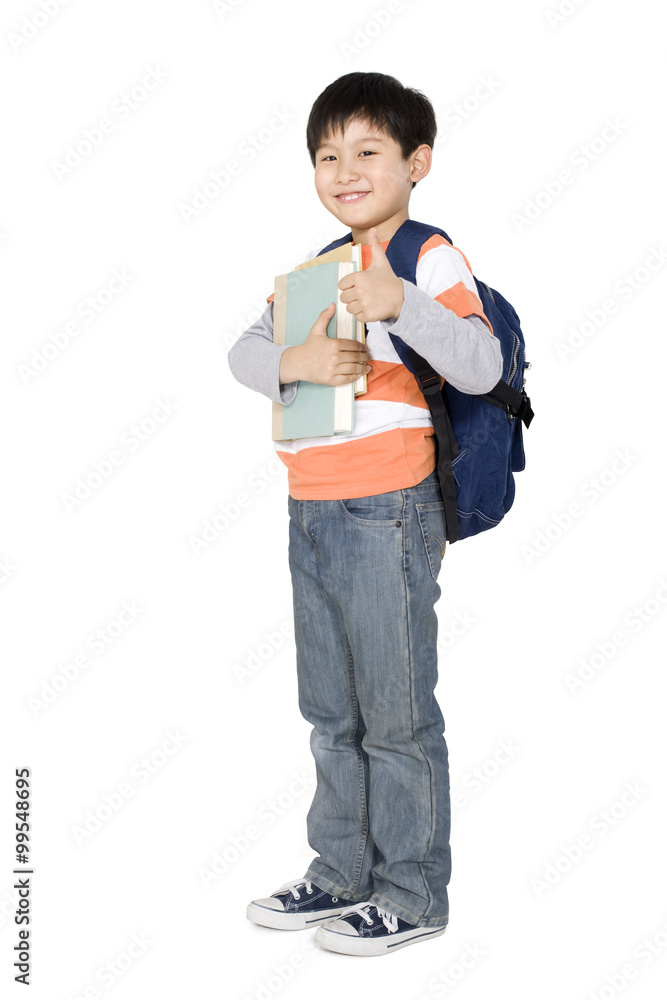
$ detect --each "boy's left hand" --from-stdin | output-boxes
[338,227,404,324]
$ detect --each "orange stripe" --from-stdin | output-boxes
[277,426,436,500]
[362,361,435,407]
[434,284,493,334]
[417,235,493,333]
[417,232,449,262]
[416,232,475,275]
[360,238,390,269]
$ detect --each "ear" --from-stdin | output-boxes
[409,143,432,185]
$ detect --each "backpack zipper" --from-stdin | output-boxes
[508,331,520,385]
[522,360,531,392]
[480,279,526,418]
[480,279,496,305]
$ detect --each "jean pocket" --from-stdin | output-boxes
[416,501,446,580]
[337,488,405,526]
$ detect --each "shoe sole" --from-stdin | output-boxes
[246,901,354,930]
[314,922,447,955]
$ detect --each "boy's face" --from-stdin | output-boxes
[313,117,431,244]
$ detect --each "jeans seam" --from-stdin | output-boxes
[308,500,320,562]
[346,636,370,895]
[402,499,434,920]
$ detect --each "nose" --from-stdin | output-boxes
[334,155,361,185]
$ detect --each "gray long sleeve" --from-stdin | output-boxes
[227,279,503,402]
[386,278,502,394]
[227,301,298,405]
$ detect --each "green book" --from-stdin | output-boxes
[272,259,360,441]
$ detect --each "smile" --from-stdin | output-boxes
[335,191,370,203]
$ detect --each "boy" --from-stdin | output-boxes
[228,72,502,957]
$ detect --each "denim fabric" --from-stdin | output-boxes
[287,468,451,928]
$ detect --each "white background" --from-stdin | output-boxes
[2,0,666,997]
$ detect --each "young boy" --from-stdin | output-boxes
[228,72,502,957]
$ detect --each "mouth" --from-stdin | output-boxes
[335,191,370,204]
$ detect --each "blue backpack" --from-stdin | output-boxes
[317,219,534,543]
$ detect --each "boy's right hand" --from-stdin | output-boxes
[279,302,372,386]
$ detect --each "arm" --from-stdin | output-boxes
[383,237,503,395]
[228,298,370,400]
[386,278,503,394]
[227,301,298,405]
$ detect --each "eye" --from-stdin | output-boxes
[359,150,376,157]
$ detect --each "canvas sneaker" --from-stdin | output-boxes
[246,878,358,930]
[315,901,447,956]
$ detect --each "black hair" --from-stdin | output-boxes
[306,72,437,188]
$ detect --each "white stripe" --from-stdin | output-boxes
[416,242,478,299]
[367,240,479,364]
[365,320,402,363]
[274,398,433,454]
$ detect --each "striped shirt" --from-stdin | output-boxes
[267,233,494,499]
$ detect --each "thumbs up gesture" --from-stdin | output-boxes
[338,227,405,324]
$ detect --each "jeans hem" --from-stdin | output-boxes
[369,890,449,928]
[303,865,370,904]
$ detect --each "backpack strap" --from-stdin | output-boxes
[407,350,461,543]
[478,381,534,428]
[384,221,460,542]
[316,221,462,543]
[316,232,354,255]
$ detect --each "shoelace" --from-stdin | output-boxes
[340,901,399,933]
[275,878,314,900]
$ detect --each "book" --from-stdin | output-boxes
[294,242,366,396]
[272,251,367,442]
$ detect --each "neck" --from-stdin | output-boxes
[351,209,410,245]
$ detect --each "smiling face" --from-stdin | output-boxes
[313,117,431,244]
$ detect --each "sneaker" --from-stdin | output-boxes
[315,902,447,956]
[246,878,358,930]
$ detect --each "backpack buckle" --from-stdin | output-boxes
[417,372,441,395]
[516,394,534,428]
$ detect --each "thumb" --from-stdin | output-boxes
[310,301,336,334]
[368,227,389,268]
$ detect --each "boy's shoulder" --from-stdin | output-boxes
[391,220,476,282]
[415,229,453,264]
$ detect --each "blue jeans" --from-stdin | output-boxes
[287,468,450,928]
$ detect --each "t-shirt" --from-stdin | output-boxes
[267,233,494,499]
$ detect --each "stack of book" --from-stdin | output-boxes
[271,243,367,442]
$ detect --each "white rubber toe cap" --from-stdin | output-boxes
[251,896,285,912]
[326,919,358,936]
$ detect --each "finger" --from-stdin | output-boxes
[334,352,371,370]
[335,336,367,349]
[312,302,336,333]
[368,227,388,268]
[337,274,356,291]
[343,300,363,317]
[338,361,372,378]
[336,349,370,365]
